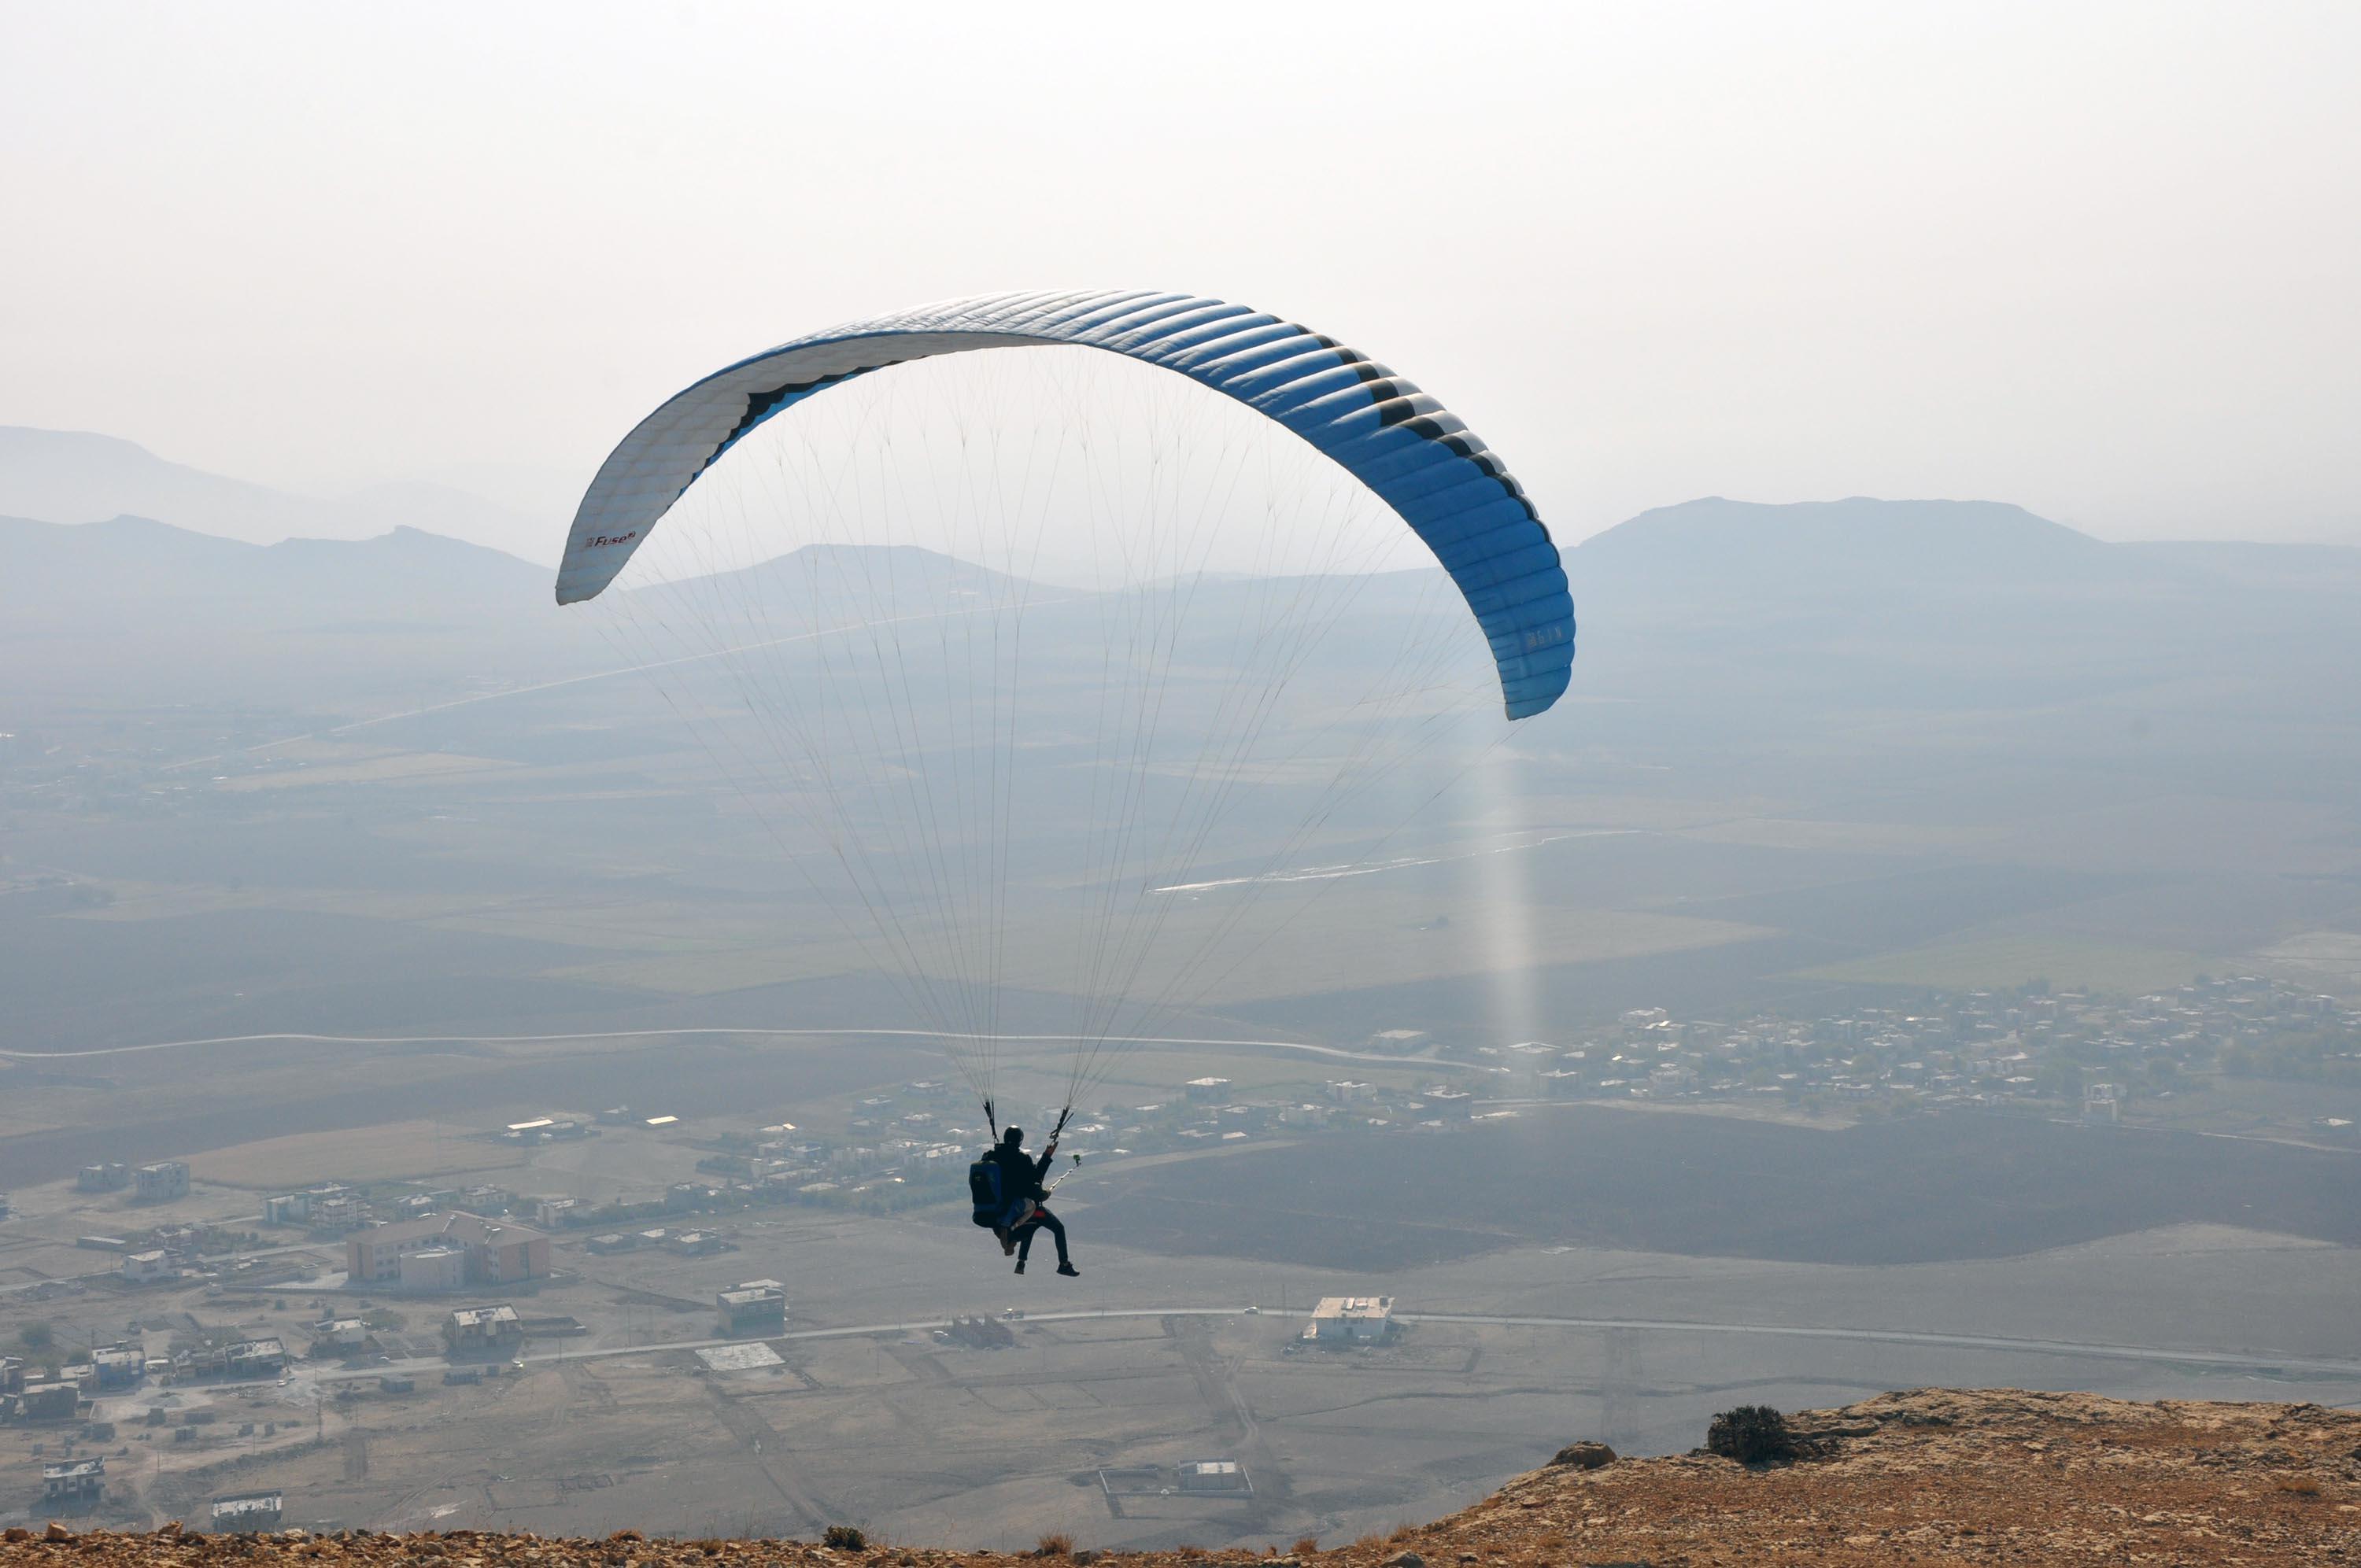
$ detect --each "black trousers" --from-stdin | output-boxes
[1017,1207,1069,1264]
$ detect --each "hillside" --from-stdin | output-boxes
[13,1392,2358,1565]
[0,515,548,621]
[0,512,589,712]
[1575,495,2116,588]
[0,426,550,562]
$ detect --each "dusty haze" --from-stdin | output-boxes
[3,0,2357,552]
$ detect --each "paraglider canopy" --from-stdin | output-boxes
[558,289,1574,718]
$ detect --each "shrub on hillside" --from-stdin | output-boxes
[822,1526,868,1551]
[1706,1404,1797,1465]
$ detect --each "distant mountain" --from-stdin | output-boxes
[1528,493,2361,739]
[630,540,1048,623]
[2,514,1068,649]
[1573,495,2361,606]
[17,485,2354,645]
[0,512,586,712]
[1,513,547,628]
[1575,496,2116,587]
[0,514,1073,714]
[340,479,558,565]
[0,426,554,563]
[9,487,2355,732]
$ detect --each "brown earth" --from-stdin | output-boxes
[10,1390,2359,1566]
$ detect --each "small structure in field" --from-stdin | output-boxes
[210,1490,284,1533]
[1304,1295,1395,1345]
[716,1280,788,1335]
[444,1303,523,1353]
[42,1457,105,1508]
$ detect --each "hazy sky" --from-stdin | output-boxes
[4,1,2356,548]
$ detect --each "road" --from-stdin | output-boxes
[0,1024,1460,1074]
[285,1304,2361,1389]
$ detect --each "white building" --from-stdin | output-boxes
[313,1318,368,1351]
[211,1492,284,1533]
[135,1161,191,1203]
[445,1303,523,1350]
[1305,1295,1395,1344]
[120,1249,175,1284]
[397,1245,467,1293]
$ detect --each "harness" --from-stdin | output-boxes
[968,1100,1081,1233]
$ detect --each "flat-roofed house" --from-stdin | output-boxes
[716,1281,787,1335]
[1305,1295,1395,1344]
[42,1457,105,1506]
[135,1161,190,1202]
[210,1491,283,1533]
[444,1303,523,1352]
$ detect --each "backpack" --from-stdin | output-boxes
[968,1157,1006,1227]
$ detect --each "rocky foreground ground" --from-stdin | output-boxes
[8,1391,2358,1566]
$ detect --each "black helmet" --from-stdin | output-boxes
[1003,1126,1024,1146]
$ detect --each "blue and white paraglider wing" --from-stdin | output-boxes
[556,289,1574,718]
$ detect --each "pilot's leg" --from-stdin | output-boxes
[1033,1208,1069,1266]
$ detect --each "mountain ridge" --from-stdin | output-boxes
[12,422,2354,581]
[9,493,2357,726]
[0,426,552,563]
[0,512,548,617]
[17,488,2355,619]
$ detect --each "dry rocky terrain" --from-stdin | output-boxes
[9,1391,2358,1566]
